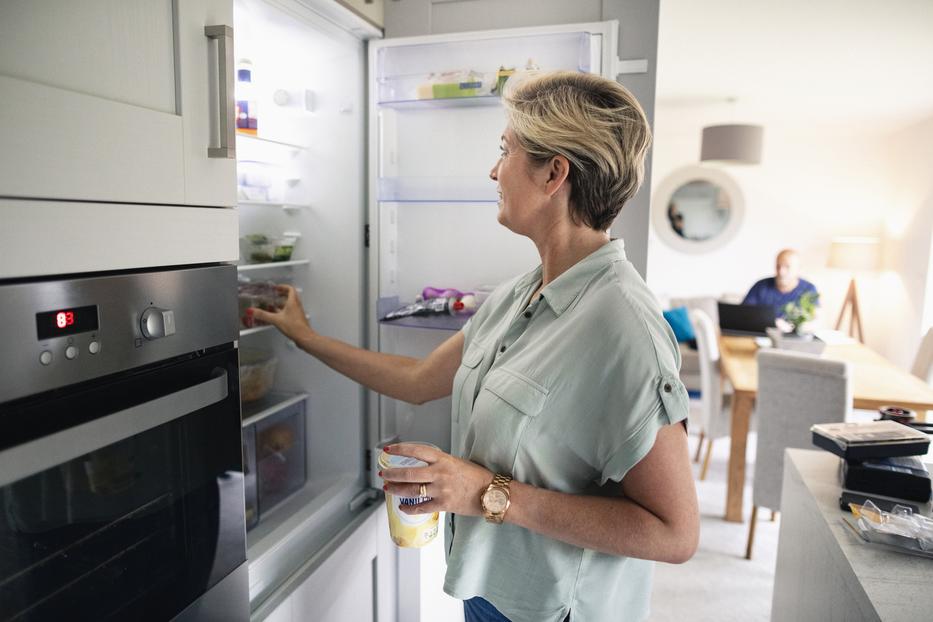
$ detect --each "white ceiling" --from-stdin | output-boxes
[656,0,933,132]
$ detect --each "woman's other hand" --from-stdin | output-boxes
[250,285,312,342]
[381,443,493,517]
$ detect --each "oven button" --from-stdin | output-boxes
[88,341,100,354]
[141,307,176,340]
[65,345,78,360]
[40,350,52,365]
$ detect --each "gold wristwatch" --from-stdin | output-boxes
[481,473,512,524]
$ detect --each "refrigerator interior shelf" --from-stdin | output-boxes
[377,297,470,332]
[377,94,502,110]
[241,391,309,428]
[240,314,310,339]
[238,259,310,271]
[237,132,307,152]
[239,200,310,212]
[240,324,275,338]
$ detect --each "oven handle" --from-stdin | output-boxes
[0,370,229,488]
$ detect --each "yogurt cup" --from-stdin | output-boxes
[379,443,439,548]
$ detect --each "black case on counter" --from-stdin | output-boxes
[811,421,930,461]
[842,456,932,503]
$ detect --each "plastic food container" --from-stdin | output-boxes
[378,443,440,548]
[237,160,275,202]
[238,280,286,328]
[239,349,278,402]
[257,402,306,513]
[240,233,299,264]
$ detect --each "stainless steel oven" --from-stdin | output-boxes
[0,265,247,622]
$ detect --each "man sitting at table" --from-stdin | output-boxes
[742,248,819,318]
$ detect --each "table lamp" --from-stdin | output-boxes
[828,237,880,343]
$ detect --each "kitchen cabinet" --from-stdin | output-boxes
[0,0,236,207]
[252,505,396,622]
[337,0,384,29]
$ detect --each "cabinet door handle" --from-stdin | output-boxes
[205,25,235,159]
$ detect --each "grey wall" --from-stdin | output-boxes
[382,0,660,279]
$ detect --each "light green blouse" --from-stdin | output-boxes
[443,239,689,622]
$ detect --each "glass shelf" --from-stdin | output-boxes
[377,297,471,332]
[240,324,274,337]
[241,391,309,428]
[238,259,309,271]
[238,200,309,211]
[377,95,502,109]
[237,132,306,151]
[239,314,308,338]
[378,177,497,203]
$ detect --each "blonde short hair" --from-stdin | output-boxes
[503,71,652,230]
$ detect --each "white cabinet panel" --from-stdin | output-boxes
[179,0,238,207]
[0,199,238,279]
[0,0,235,207]
[0,75,186,205]
[0,0,177,113]
[288,508,389,622]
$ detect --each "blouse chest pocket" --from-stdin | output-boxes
[451,342,487,424]
[482,368,548,417]
[464,368,549,473]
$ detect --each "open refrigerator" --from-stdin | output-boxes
[232,1,625,618]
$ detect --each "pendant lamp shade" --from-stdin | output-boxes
[700,124,764,164]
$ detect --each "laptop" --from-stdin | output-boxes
[717,302,776,336]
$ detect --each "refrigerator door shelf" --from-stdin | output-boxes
[377,296,470,332]
[378,94,502,109]
[378,176,498,203]
[375,30,595,104]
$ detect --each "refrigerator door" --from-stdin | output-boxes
[366,21,617,474]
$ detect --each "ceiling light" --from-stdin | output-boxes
[700,124,764,165]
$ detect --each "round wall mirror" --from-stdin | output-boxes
[652,167,745,253]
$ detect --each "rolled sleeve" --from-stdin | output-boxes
[597,374,689,485]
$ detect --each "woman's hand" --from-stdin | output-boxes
[250,285,312,342]
[381,443,493,517]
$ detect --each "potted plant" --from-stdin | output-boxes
[782,291,820,336]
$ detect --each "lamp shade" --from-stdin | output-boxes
[828,237,881,271]
[700,124,764,164]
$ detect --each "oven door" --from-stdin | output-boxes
[0,345,247,622]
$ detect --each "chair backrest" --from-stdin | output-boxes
[752,349,851,511]
[690,308,728,439]
[910,327,933,385]
[671,296,720,328]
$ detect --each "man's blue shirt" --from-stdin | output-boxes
[742,277,818,317]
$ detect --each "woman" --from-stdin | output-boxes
[252,71,699,622]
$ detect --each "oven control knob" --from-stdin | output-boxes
[140,307,176,340]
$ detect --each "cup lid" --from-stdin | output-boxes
[377,442,439,470]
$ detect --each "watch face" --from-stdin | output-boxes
[484,488,508,513]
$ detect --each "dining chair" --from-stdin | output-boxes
[745,349,851,559]
[910,327,933,385]
[689,309,731,480]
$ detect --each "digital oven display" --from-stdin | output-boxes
[36,305,99,340]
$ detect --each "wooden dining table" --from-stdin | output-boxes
[718,335,933,522]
